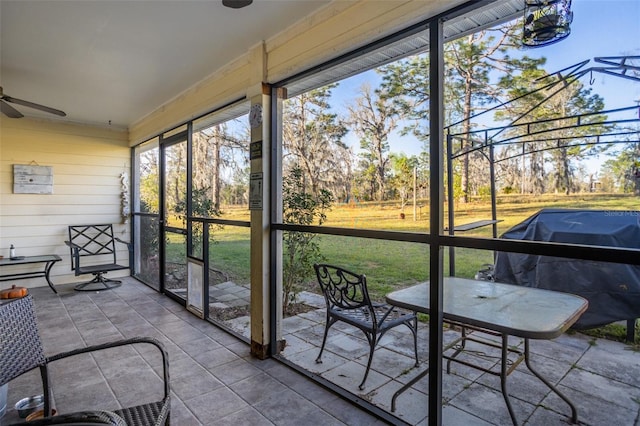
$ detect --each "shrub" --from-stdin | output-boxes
[282,167,333,314]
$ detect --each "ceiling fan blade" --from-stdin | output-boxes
[3,95,66,117]
[0,100,24,118]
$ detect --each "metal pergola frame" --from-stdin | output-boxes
[446,56,640,276]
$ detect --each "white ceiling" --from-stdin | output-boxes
[0,0,330,129]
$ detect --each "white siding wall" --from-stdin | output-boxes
[0,117,130,288]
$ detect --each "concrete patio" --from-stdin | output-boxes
[225,291,640,425]
[2,278,640,425]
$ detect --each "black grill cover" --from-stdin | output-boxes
[494,209,640,329]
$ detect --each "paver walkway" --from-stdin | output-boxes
[222,289,640,425]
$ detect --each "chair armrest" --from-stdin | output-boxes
[64,240,82,250]
[114,238,133,271]
[64,240,82,272]
[11,410,127,425]
[45,337,170,399]
[113,237,131,249]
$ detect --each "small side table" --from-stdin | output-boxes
[0,255,61,294]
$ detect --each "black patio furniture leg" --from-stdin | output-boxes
[447,326,468,374]
[500,334,519,426]
[391,367,430,412]
[359,331,377,390]
[44,259,59,294]
[626,319,636,343]
[316,316,336,364]
[410,315,419,367]
[524,338,578,424]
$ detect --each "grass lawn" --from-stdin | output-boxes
[575,320,640,347]
[201,192,638,302]
[161,193,640,341]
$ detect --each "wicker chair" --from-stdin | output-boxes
[314,264,419,390]
[11,410,127,425]
[0,295,170,426]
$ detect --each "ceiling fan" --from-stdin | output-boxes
[0,86,66,118]
[222,0,252,9]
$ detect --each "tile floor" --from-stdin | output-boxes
[3,278,640,425]
[1,278,382,426]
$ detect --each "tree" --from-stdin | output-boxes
[495,60,550,194]
[378,54,432,199]
[283,85,349,197]
[193,121,249,211]
[445,29,515,201]
[380,25,520,202]
[545,84,606,194]
[389,153,418,212]
[222,165,250,206]
[601,142,640,194]
[348,83,399,201]
[193,130,222,212]
[164,142,187,225]
[139,148,160,213]
[282,167,333,314]
[496,64,608,195]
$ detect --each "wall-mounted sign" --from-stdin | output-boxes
[250,140,263,160]
[249,172,263,210]
[13,164,53,194]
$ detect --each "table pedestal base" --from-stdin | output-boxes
[74,274,122,292]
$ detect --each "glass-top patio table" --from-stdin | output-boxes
[386,277,588,425]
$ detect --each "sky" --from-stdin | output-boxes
[326,0,640,176]
[526,0,639,110]
[528,0,640,173]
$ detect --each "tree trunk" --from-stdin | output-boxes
[461,74,473,203]
[211,136,221,211]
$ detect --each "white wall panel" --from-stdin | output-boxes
[0,117,130,288]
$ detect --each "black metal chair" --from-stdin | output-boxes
[0,295,170,426]
[65,225,132,291]
[314,264,419,389]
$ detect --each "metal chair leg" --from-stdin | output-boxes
[316,316,335,363]
[359,332,376,390]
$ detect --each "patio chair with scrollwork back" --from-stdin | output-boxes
[65,224,132,291]
[314,264,419,390]
[0,295,170,426]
